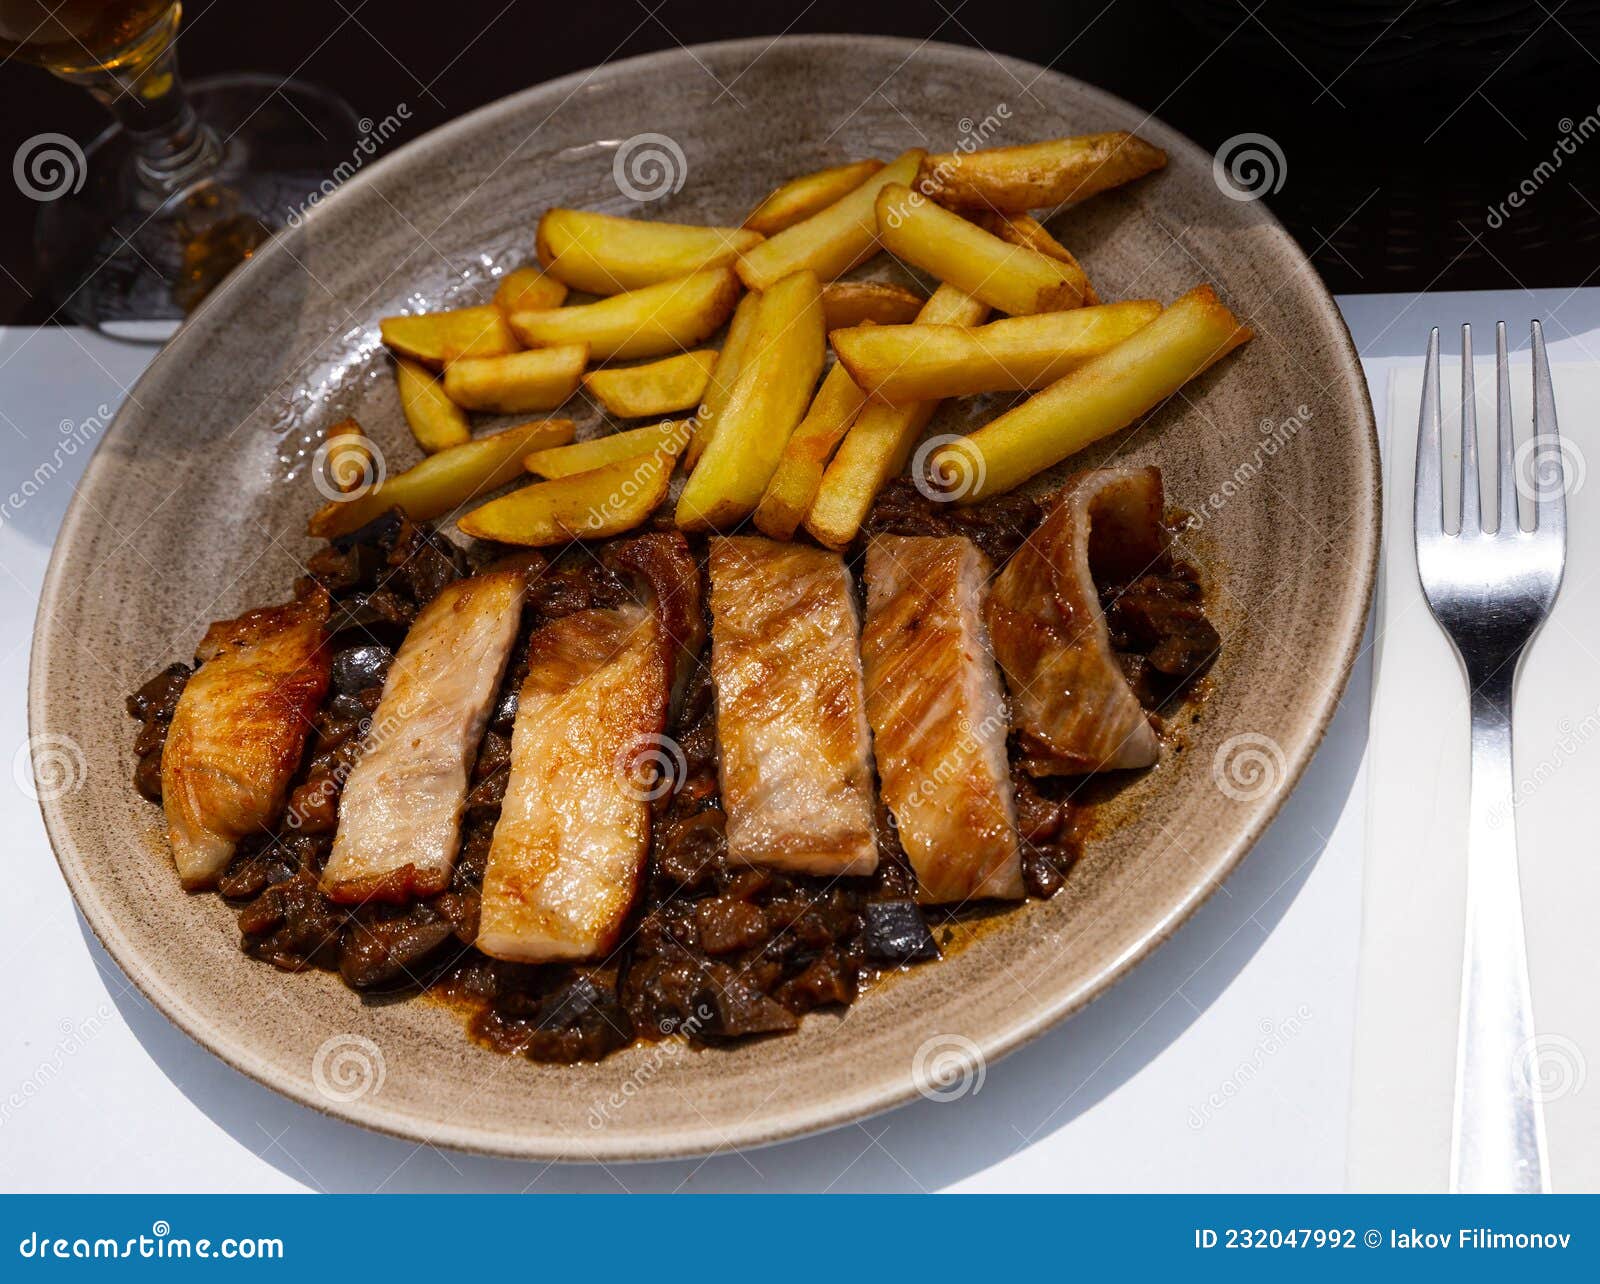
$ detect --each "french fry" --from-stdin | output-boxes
[442,344,587,413]
[509,267,740,361]
[975,212,1100,305]
[457,450,674,546]
[675,269,826,531]
[536,209,763,295]
[736,149,924,291]
[876,184,1085,314]
[916,131,1167,212]
[395,358,471,452]
[307,419,574,539]
[525,418,693,478]
[803,285,988,550]
[380,305,518,368]
[752,363,868,540]
[820,280,924,330]
[930,285,1252,503]
[582,349,715,418]
[831,301,1161,403]
[743,159,884,235]
[322,418,374,493]
[684,289,761,469]
[493,266,567,316]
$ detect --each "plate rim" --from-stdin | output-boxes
[28,32,1381,1163]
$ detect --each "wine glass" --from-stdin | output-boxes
[2,0,363,333]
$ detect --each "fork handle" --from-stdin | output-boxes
[1451,660,1550,1193]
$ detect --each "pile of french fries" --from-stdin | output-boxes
[308,130,1254,548]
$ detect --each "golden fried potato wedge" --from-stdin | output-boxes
[931,285,1252,502]
[442,344,587,413]
[975,212,1100,305]
[675,269,826,531]
[380,305,518,368]
[684,289,761,469]
[917,131,1167,212]
[743,159,884,235]
[322,418,374,493]
[736,149,924,291]
[877,184,1086,314]
[752,363,867,540]
[493,266,568,315]
[524,418,693,478]
[803,285,988,550]
[395,358,472,452]
[536,208,763,295]
[832,301,1161,403]
[582,349,715,418]
[458,449,673,546]
[509,267,740,361]
[820,280,924,330]
[307,419,574,539]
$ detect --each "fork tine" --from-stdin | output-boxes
[1530,320,1566,537]
[1496,322,1516,534]
[1415,327,1442,535]
[1460,325,1481,533]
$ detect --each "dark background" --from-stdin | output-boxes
[2,0,1597,323]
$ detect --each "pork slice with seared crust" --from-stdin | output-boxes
[477,603,667,962]
[321,570,525,903]
[986,466,1165,775]
[708,536,878,876]
[863,535,1023,902]
[162,590,331,888]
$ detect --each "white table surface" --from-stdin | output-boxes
[2,290,1591,1194]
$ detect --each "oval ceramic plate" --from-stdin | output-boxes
[30,36,1378,1161]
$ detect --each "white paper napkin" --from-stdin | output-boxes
[1349,358,1600,1192]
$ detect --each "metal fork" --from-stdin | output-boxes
[1414,321,1565,1193]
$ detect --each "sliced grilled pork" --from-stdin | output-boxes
[986,466,1165,774]
[477,603,668,962]
[321,570,525,902]
[707,537,878,876]
[603,531,704,718]
[862,536,1023,902]
[161,591,331,888]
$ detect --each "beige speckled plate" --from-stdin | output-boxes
[29,36,1378,1161]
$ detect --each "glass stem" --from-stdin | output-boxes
[54,7,220,198]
